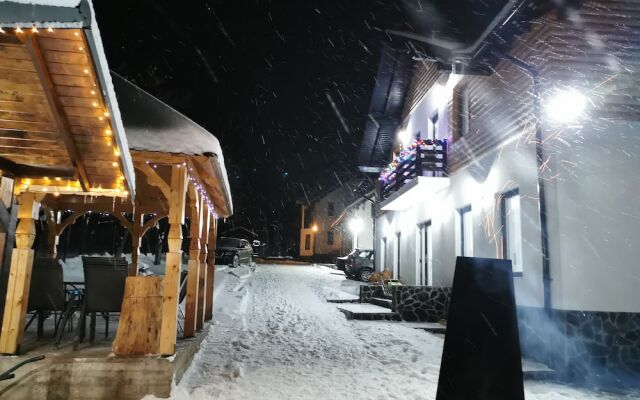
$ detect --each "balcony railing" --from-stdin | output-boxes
[379,139,448,200]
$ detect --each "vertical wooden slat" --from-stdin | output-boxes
[45,208,59,259]
[205,218,217,321]
[184,186,201,338]
[196,202,210,330]
[129,211,143,276]
[159,164,187,356]
[0,192,39,354]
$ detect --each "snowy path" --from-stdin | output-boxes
[157,265,639,400]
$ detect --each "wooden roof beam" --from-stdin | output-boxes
[0,156,74,179]
[22,33,91,191]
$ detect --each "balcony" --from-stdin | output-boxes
[378,139,449,211]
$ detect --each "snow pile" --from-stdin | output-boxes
[143,264,638,400]
[0,0,80,7]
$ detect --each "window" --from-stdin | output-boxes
[380,237,387,272]
[304,234,311,250]
[428,111,439,140]
[501,189,523,275]
[327,230,334,245]
[416,221,433,286]
[459,205,473,257]
[327,202,335,217]
[393,232,401,280]
[457,85,470,138]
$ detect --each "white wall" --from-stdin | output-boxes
[545,121,640,312]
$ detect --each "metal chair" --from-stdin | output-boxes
[25,258,68,339]
[74,256,128,347]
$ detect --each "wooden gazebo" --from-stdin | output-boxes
[41,74,234,355]
[0,0,233,357]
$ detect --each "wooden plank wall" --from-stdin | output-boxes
[447,0,640,172]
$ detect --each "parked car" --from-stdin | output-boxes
[335,251,354,271]
[251,240,265,256]
[215,237,253,267]
[344,249,375,282]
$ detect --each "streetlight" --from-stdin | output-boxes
[311,224,318,256]
[545,89,587,123]
[348,218,363,250]
[397,129,411,147]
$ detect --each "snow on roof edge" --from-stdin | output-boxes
[0,0,86,27]
[112,73,233,216]
[0,0,80,7]
[84,0,136,197]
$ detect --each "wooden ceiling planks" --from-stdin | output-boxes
[0,27,129,195]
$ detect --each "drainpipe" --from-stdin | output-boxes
[496,52,552,313]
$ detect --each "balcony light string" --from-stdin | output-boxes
[379,138,447,182]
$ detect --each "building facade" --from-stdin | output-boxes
[299,180,373,259]
[363,0,640,388]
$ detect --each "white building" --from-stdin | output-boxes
[299,180,373,259]
[358,0,640,387]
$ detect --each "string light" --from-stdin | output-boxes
[78,46,84,51]
[91,90,96,95]
[15,27,23,34]
[114,148,120,157]
[105,129,112,136]
[0,27,5,34]
[112,162,118,167]
[74,31,79,36]
[92,102,98,107]
[47,27,54,33]
[84,69,89,74]
[31,26,38,33]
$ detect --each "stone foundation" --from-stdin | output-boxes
[518,307,640,391]
[392,286,451,322]
[359,285,385,303]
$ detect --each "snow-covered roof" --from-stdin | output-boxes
[111,73,233,216]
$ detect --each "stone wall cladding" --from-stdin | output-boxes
[518,306,640,391]
[393,286,451,322]
[359,285,385,303]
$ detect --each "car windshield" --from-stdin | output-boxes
[218,238,240,248]
[358,251,372,258]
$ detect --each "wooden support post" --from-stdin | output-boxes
[129,211,144,276]
[196,201,210,330]
[159,165,187,356]
[0,192,40,354]
[205,218,218,321]
[184,186,202,338]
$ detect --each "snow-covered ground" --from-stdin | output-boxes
[148,264,639,400]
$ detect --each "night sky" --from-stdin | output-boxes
[93,1,506,252]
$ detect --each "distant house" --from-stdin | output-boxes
[359,0,640,388]
[299,180,373,259]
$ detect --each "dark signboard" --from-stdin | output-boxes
[436,257,524,400]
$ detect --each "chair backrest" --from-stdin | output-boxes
[82,256,128,312]
[179,270,188,304]
[28,258,66,311]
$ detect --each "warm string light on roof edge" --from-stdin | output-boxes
[17,178,129,198]
[144,161,218,218]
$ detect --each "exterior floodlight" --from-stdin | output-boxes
[312,224,318,232]
[545,89,587,123]
[349,218,363,234]
[397,129,411,147]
